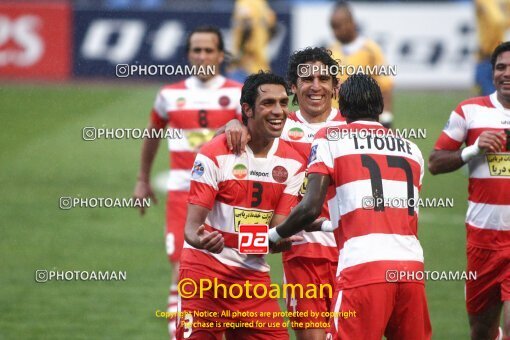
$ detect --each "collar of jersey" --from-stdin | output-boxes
[185,75,226,90]
[490,92,510,112]
[296,108,337,126]
[244,138,279,159]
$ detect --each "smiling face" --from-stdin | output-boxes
[243,84,289,139]
[494,51,510,106]
[292,61,335,120]
[187,32,224,81]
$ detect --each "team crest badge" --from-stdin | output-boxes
[272,166,288,183]
[219,95,230,107]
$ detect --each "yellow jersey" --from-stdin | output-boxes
[475,0,510,59]
[231,0,276,73]
[329,36,393,94]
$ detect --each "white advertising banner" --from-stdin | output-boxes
[292,2,478,89]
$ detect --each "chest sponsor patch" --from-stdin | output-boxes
[487,153,510,176]
[185,129,215,150]
[233,163,248,179]
[233,208,273,232]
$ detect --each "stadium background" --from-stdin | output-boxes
[0,0,505,338]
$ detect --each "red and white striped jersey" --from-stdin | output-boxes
[150,75,242,192]
[309,121,425,289]
[180,134,305,281]
[280,108,345,262]
[434,93,510,249]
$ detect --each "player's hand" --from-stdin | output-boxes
[133,179,158,215]
[477,131,506,153]
[225,119,250,155]
[304,217,327,232]
[196,225,224,254]
[269,235,304,253]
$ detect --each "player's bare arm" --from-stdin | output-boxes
[184,203,224,254]
[268,214,304,253]
[273,173,330,239]
[133,120,161,215]
[429,131,506,175]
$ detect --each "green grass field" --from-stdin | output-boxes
[0,83,473,339]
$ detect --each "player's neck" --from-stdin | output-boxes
[247,137,275,157]
[496,92,510,109]
[346,117,377,124]
[300,109,331,124]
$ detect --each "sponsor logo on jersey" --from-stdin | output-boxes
[191,160,204,179]
[176,97,186,109]
[219,95,230,107]
[233,163,248,179]
[272,166,288,183]
[233,208,273,232]
[288,127,305,141]
[486,153,510,176]
[299,170,308,196]
[238,224,269,254]
[185,129,215,150]
[250,170,269,177]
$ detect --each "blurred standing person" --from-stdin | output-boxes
[132,26,242,339]
[329,0,394,128]
[474,0,510,95]
[229,0,276,82]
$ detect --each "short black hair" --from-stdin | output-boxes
[185,25,224,53]
[491,41,510,71]
[240,71,288,125]
[338,74,383,120]
[287,47,339,105]
[333,0,352,13]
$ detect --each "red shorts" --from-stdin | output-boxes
[283,257,336,329]
[165,190,187,263]
[176,269,288,340]
[466,244,510,314]
[328,282,431,340]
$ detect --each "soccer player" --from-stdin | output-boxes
[229,0,276,81]
[224,47,344,340]
[132,26,242,338]
[474,0,510,95]
[269,74,431,339]
[176,72,304,340]
[429,41,510,340]
[329,0,394,127]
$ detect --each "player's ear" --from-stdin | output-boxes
[291,83,297,94]
[242,103,253,119]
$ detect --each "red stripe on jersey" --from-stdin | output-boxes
[168,109,238,129]
[466,128,509,149]
[337,260,425,289]
[180,248,270,283]
[466,223,510,249]
[339,207,418,240]
[151,109,167,129]
[308,161,332,177]
[171,151,198,170]
[283,242,338,261]
[216,180,286,211]
[456,96,494,115]
[223,79,244,88]
[284,141,310,161]
[331,153,421,189]
[469,178,510,205]
[188,181,216,210]
[434,131,463,151]
[275,193,299,216]
[204,224,238,248]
